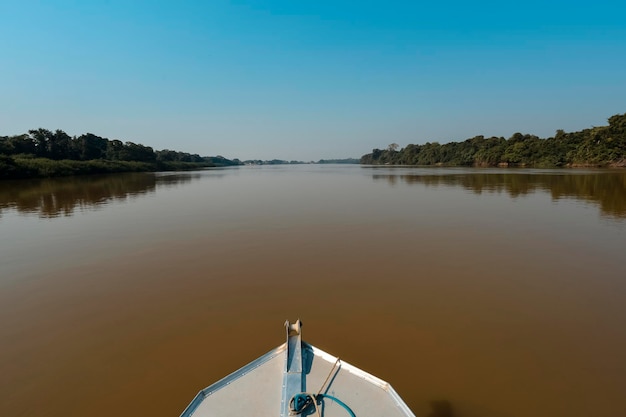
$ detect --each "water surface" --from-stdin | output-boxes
[1,166,625,417]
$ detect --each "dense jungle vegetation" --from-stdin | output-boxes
[0,128,241,179]
[361,113,626,167]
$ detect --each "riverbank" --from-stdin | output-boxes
[360,113,626,167]
[0,155,218,180]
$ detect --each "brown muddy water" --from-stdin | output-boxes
[1,165,625,417]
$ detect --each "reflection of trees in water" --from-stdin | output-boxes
[154,172,208,188]
[0,172,201,218]
[372,172,626,219]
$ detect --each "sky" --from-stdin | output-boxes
[1,0,625,161]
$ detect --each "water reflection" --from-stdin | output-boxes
[2,168,625,221]
[0,172,205,218]
[372,171,626,219]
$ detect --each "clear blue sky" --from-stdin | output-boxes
[1,0,625,161]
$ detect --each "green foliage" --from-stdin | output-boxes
[1,157,153,179]
[0,128,235,179]
[156,149,204,163]
[0,155,20,179]
[203,156,242,166]
[360,113,626,167]
[317,158,359,164]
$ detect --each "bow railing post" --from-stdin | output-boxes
[280,320,303,417]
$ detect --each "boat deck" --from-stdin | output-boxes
[180,321,415,417]
[180,342,414,417]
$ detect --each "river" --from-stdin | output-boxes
[1,165,625,417]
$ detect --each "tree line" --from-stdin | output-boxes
[0,128,241,179]
[360,113,626,167]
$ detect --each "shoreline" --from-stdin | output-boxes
[0,156,220,180]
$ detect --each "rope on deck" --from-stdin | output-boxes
[289,358,356,417]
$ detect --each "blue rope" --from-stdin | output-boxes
[290,393,356,417]
[291,393,314,412]
[319,394,356,417]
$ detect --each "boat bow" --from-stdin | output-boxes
[179,320,415,417]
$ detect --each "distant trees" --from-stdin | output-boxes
[0,129,153,162]
[0,128,242,179]
[155,149,204,163]
[78,133,108,160]
[360,113,626,167]
[0,129,220,165]
[317,158,359,164]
